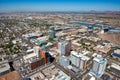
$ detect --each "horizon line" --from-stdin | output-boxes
[0,10,120,13]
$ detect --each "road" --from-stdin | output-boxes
[77,69,90,79]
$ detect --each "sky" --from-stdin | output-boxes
[0,0,120,12]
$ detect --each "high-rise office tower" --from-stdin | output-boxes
[58,40,71,56]
[70,51,90,71]
[90,54,107,78]
[49,26,55,39]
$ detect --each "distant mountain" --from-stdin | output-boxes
[0,10,120,14]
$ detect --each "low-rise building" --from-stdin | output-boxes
[0,62,10,76]
[93,45,111,53]
[112,49,120,60]
[107,63,120,77]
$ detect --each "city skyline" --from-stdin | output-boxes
[0,2,120,79]
[0,0,120,12]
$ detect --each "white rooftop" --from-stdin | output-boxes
[81,56,90,61]
[23,53,37,61]
[82,51,90,55]
[71,51,90,60]
[26,49,34,53]
[88,73,95,80]
[67,65,73,69]
[93,57,101,62]
[114,49,120,54]
[90,76,95,80]
[93,54,106,63]
[71,51,82,58]
[111,63,120,71]
[92,53,97,57]
[0,62,10,73]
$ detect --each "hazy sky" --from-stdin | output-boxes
[0,0,120,12]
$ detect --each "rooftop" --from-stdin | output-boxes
[81,56,90,61]
[23,53,37,63]
[71,51,82,58]
[93,54,107,63]
[112,53,120,58]
[111,63,120,71]
[114,49,120,54]
[0,62,10,74]
[94,45,111,53]
[84,73,96,80]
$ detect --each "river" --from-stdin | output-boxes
[70,21,120,33]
